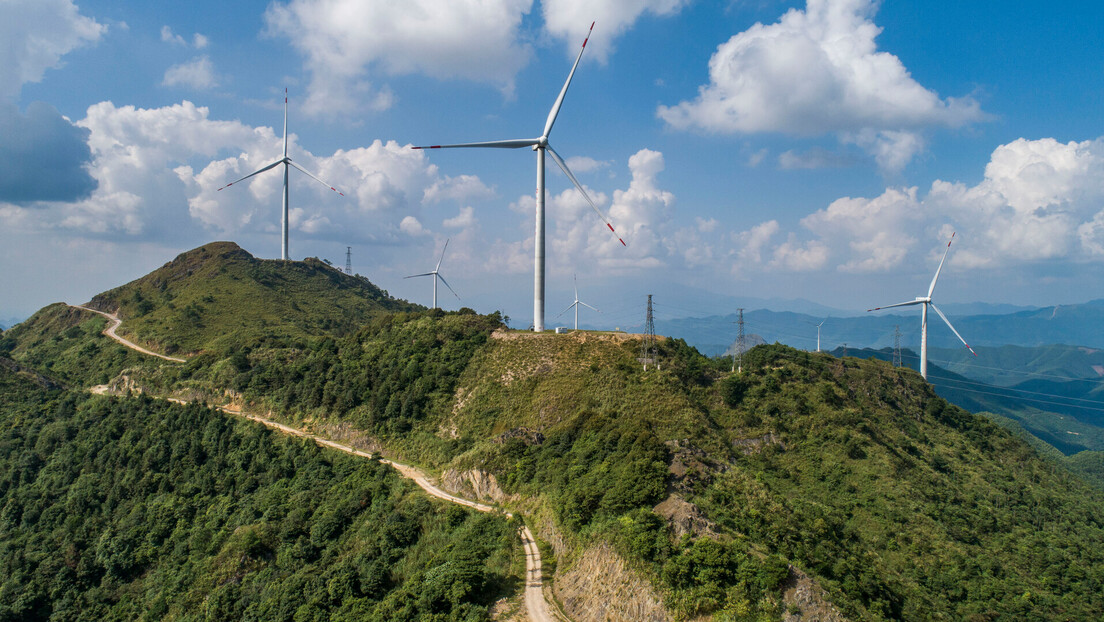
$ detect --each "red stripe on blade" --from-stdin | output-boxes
[607,223,614,232]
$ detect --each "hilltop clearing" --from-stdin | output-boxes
[84,241,420,355]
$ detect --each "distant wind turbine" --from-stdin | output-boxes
[868,233,976,379]
[556,274,599,330]
[809,319,826,352]
[413,22,624,332]
[217,89,344,261]
[405,238,460,309]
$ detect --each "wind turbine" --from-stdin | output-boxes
[809,319,826,352]
[413,22,624,332]
[405,238,461,309]
[217,89,344,261]
[556,274,599,330]
[868,233,976,379]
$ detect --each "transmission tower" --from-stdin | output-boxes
[893,325,902,368]
[344,246,352,275]
[640,295,657,370]
[734,308,746,373]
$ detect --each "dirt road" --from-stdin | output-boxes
[71,305,186,363]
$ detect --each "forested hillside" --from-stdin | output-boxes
[6,244,1104,621]
[0,367,519,621]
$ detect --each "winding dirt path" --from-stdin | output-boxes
[71,305,186,363]
[78,307,556,621]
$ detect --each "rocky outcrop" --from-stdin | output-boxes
[553,542,671,622]
[652,494,719,539]
[441,468,510,504]
[781,567,849,622]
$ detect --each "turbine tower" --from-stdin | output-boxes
[217,89,344,260]
[413,22,624,332]
[810,319,826,352]
[868,233,976,379]
[405,238,460,309]
[556,274,599,330]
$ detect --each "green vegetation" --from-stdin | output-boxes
[86,241,420,355]
[7,242,1104,621]
[0,368,519,621]
[1,304,150,386]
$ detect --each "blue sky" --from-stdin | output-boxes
[3,0,1104,331]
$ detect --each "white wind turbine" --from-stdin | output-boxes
[868,233,976,379]
[217,89,344,261]
[405,238,461,309]
[556,274,599,330]
[810,319,826,352]
[413,22,624,332]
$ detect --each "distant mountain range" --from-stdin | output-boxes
[660,300,1104,356]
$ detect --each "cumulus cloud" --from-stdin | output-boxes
[162,56,218,89]
[744,136,1104,277]
[0,100,488,257]
[542,0,689,62]
[424,174,494,204]
[0,102,96,204]
[657,0,984,170]
[264,0,533,115]
[0,0,105,100]
[443,206,477,229]
[160,25,186,46]
[564,155,611,174]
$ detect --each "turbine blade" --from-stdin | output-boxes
[412,138,540,150]
[579,301,600,312]
[555,301,577,318]
[216,159,283,191]
[283,88,288,159]
[404,273,434,279]
[543,21,594,138]
[288,161,344,196]
[867,300,923,312]
[436,238,450,272]
[930,303,977,356]
[436,274,462,301]
[573,273,579,300]
[927,232,955,298]
[547,145,626,246]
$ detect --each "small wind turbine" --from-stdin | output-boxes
[217,89,344,261]
[868,233,976,379]
[405,238,461,309]
[556,274,599,330]
[413,22,624,332]
[809,319,826,352]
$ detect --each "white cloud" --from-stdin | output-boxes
[742,136,1104,277]
[162,56,217,89]
[264,0,533,115]
[400,216,425,236]
[0,101,489,258]
[161,25,186,46]
[0,0,105,100]
[564,155,611,174]
[193,33,209,49]
[542,0,689,62]
[424,174,494,204]
[443,206,477,229]
[657,0,984,170]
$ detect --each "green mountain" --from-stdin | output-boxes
[6,244,1104,621]
[0,366,519,622]
[85,241,420,355]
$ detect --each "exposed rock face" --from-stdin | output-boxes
[441,468,510,503]
[553,542,671,622]
[652,494,719,539]
[781,567,849,622]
